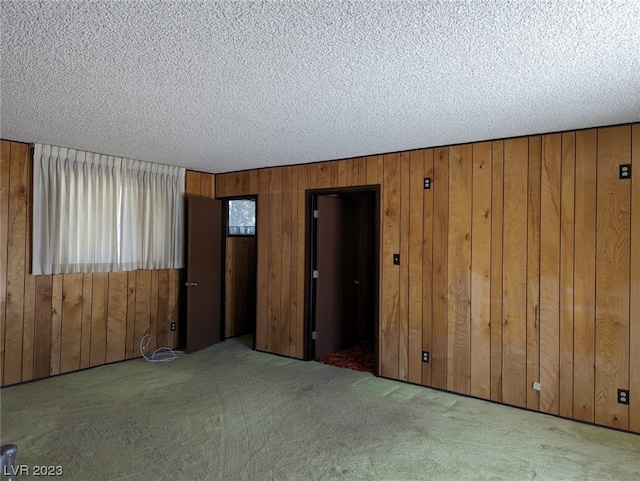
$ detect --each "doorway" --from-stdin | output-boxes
[223,197,257,347]
[307,187,379,374]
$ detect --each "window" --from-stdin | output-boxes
[227,199,256,236]
[32,143,185,275]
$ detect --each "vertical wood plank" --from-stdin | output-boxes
[80,274,93,369]
[60,273,83,373]
[167,269,179,349]
[573,129,597,423]
[295,164,309,358]
[22,281,36,379]
[225,172,239,197]
[346,158,359,187]
[242,171,251,196]
[408,150,424,385]
[329,161,338,186]
[267,168,283,354]
[288,167,299,356]
[630,124,640,434]
[280,167,292,356]
[560,132,576,418]
[232,171,242,196]
[380,153,400,378]
[447,144,472,394]
[398,152,410,381]
[21,144,35,382]
[22,276,35,380]
[308,163,318,190]
[214,174,224,198]
[4,142,28,384]
[337,160,347,187]
[224,239,235,337]
[200,173,215,198]
[149,270,159,353]
[539,133,561,414]
[156,270,170,349]
[185,171,203,195]
[239,171,248,196]
[34,275,52,379]
[526,136,541,410]
[358,157,368,186]
[106,271,127,363]
[422,149,434,386]
[432,147,449,389]
[471,142,492,400]
[595,125,630,430]
[0,141,10,385]
[490,141,504,401]
[134,270,152,357]
[249,169,259,195]
[50,275,63,375]
[366,156,383,186]
[125,271,137,358]
[317,163,330,188]
[502,137,528,408]
[255,169,270,351]
[90,272,108,366]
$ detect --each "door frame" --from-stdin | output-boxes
[304,185,380,373]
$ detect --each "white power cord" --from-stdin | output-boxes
[140,334,178,363]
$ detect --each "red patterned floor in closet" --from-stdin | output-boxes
[316,340,375,373]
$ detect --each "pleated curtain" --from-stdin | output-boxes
[32,144,185,275]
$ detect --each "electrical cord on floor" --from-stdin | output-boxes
[140,334,178,363]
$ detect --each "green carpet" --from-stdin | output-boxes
[1,336,638,480]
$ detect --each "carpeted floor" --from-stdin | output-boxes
[316,339,375,373]
[1,336,639,480]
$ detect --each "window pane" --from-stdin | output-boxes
[228,199,256,235]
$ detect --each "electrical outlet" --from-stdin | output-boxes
[424,177,432,189]
[170,322,176,332]
[619,164,631,179]
[422,351,429,363]
[618,389,629,405]
[533,382,541,391]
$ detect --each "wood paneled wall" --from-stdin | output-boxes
[0,140,186,386]
[217,124,639,433]
[3,124,638,434]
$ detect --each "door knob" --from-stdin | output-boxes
[184,282,198,287]
[353,280,360,285]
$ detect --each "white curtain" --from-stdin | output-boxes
[32,144,185,275]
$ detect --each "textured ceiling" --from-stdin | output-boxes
[2,1,639,173]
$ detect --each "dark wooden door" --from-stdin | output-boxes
[314,195,344,358]
[185,195,223,354]
[342,193,376,345]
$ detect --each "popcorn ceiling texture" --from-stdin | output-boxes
[1,1,639,173]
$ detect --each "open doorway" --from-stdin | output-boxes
[307,187,379,374]
[223,197,257,348]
